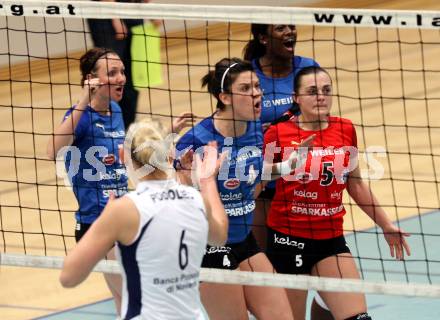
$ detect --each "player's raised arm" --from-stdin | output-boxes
[195,141,228,246]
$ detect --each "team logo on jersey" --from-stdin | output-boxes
[291,138,309,146]
[330,191,342,200]
[295,172,313,184]
[220,192,243,201]
[223,178,240,190]
[263,100,272,108]
[102,154,116,165]
[95,123,105,130]
[294,189,318,200]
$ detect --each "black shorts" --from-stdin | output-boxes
[266,227,351,275]
[75,222,91,242]
[258,186,276,200]
[202,232,261,270]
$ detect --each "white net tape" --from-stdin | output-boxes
[1,0,440,29]
[2,253,440,298]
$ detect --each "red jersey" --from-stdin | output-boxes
[264,116,357,239]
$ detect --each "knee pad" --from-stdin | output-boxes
[345,313,372,320]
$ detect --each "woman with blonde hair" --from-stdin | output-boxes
[60,118,228,320]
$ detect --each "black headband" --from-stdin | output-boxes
[87,49,115,75]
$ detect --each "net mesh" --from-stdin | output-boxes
[0,0,439,298]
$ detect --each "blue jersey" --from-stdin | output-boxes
[254,56,319,190]
[176,117,263,244]
[253,56,319,125]
[63,101,128,224]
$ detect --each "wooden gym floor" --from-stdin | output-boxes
[0,0,439,319]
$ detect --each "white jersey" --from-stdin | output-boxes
[116,179,208,320]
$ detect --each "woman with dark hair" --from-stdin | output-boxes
[244,23,346,320]
[87,0,161,129]
[243,24,319,126]
[47,47,128,315]
[264,66,410,320]
[243,24,320,283]
[175,57,295,320]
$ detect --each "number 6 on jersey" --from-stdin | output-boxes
[179,230,189,270]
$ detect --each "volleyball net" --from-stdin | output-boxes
[0,0,439,298]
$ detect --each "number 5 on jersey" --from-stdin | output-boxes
[295,254,303,267]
